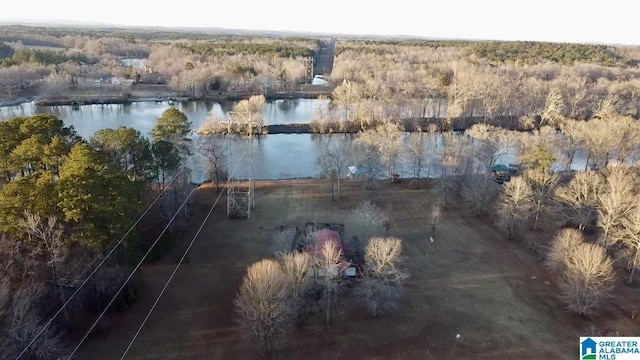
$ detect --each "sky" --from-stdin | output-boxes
[1,0,638,45]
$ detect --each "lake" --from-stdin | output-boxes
[0,98,330,138]
[1,98,591,181]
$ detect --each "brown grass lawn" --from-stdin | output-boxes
[75,179,640,359]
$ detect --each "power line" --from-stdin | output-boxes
[65,163,215,359]
[73,166,188,281]
[36,167,184,323]
[15,166,186,360]
[119,146,247,359]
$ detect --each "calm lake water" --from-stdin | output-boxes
[1,98,592,181]
[0,98,329,138]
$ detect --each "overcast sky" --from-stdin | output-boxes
[1,0,637,45]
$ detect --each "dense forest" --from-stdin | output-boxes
[326,38,640,132]
[0,109,195,358]
[175,40,315,58]
[3,24,640,118]
[335,38,635,66]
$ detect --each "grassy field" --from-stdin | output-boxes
[74,179,640,359]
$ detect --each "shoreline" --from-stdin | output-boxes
[0,89,333,108]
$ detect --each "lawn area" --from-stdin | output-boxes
[75,178,639,359]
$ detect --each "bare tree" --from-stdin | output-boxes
[407,130,427,187]
[356,121,403,181]
[317,140,348,200]
[234,259,293,355]
[195,134,226,191]
[555,171,602,231]
[525,168,558,229]
[445,61,478,127]
[579,118,614,170]
[312,241,350,327]
[332,80,362,126]
[440,133,470,207]
[558,121,585,171]
[17,212,68,321]
[351,201,389,246]
[609,116,640,164]
[495,177,533,240]
[232,95,266,134]
[460,174,500,216]
[428,202,442,237]
[545,228,584,273]
[424,123,439,179]
[466,124,518,172]
[280,252,311,318]
[610,200,640,284]
[18,212,65,285]
[558,242,615,316]
[541,88,566,128]
[44,72,69,99]
[356,237,408,318]
[270,227,297,256]
[0,283,66,360]
[353,129,382,197]
[596,165,637,246]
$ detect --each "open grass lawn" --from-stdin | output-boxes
[75,179,640,359]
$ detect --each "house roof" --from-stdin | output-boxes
[348,166,368,176]
[305,229,344,255]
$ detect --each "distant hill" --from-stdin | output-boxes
[0,20,630,46]
[0,19,455,42]
[0,36,64,49]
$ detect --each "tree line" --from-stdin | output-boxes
[0,26,319,101]
[467,41,631,66]
[174,40,314,58]
[335,39,634,66]
[495,159,640,317]
[0,48,88,67]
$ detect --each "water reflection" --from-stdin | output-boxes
[190,133,469,181]
[0,98,329,138]
[2,98,598,181]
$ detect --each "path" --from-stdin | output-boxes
[314,38,336,77]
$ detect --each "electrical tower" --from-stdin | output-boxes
[226,111,256,219]
[303,57,314,83]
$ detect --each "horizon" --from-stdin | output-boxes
[1,0,638,46]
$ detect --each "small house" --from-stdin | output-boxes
[305,229,356,277]
[347,165,368,179]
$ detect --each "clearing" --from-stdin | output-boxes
[75,179,639,359]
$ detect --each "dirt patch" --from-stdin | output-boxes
[74,179,640,359]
